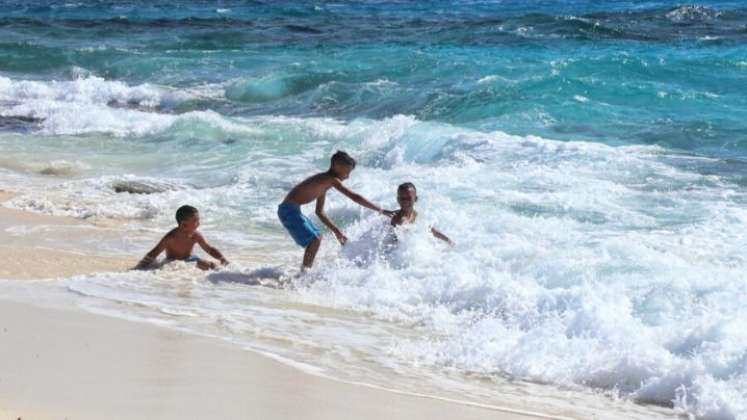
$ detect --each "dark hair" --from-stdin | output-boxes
[330,150,356,168]
[175,205,198,223]
[398,182,417,193]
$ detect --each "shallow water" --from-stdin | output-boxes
[1,1,746,419]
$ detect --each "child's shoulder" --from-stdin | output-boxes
[391,210,417,226]
[163,227,179,238]
[313,171,337,181]
[298,171,331,185]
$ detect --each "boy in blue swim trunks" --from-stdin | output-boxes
[279,151,394,269]
[134,205,229,271]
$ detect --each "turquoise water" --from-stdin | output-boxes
[2,1,747,157]
[1,2,746,419]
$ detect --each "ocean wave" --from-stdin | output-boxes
[225,72,338,103]
[0,75,263,137]
[4,111,746,418]
[0,74,192,110]
[297,180,747,419]
[6,175,191,219]
[3,112,740,222]
[0,75,190,136]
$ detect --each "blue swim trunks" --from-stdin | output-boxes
[164,255,201,264]
[278,202,321,247]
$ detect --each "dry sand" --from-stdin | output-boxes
[0,191,557,420]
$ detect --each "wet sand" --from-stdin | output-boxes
[0,190,555,420]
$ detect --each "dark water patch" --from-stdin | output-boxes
[3,6,747,46]
[508,202,609,225]
[225,71,342,103]
[110,179,181,194]
[0,41,72,72]
[657,153,747,187]
[284,24,322,34]
[0,16,255,30]
[0,115,42,132]
[106,99,178,114]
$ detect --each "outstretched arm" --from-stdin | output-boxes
[196,233,229,265]
[431,227,454,246]
[315,193,347,245]
[331,179,394,216]
[134,235,168,270]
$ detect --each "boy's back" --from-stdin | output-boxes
[278,151,392,269]
[283,172,337,205]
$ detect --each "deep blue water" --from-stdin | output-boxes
[1,1,746,158]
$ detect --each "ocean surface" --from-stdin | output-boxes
[1,1,746,419]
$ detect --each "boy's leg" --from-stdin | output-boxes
[302,237,321,269]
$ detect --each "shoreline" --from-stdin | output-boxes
[0,190,555,420]
[0,190,133,279]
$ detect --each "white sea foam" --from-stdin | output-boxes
[477,75,498,84]
[2,113,745,419]
[0,75,188,109]
[573,95,590,103]
[7,175,190,219]
[0,76,233,137]
[665,5,722,23]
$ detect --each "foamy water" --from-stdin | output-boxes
[1,77,745,418]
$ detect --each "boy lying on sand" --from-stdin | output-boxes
[279,150,394,269]
[389,182,453,245]
[134,205,229,271]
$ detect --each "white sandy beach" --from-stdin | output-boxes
[0,300,548,420]
[0,191,554,420]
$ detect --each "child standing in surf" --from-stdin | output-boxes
[278,151,394,269]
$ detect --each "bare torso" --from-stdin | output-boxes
[283,172,336,205]
[390,210,418,226]
[385,210,418,246]
[162,228,200,260]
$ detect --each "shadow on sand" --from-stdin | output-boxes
[206,266,291,289]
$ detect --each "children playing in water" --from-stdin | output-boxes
[390,182,453,245]
[133,158,448,272]
[134,205,229,271]
[278,150,394,269]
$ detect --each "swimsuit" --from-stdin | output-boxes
[277,202,321,247]
[163,255,201,264]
